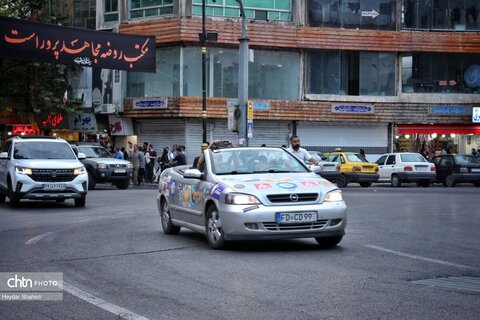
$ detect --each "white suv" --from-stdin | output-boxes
[0,137,88,207]
[375,152,436,187]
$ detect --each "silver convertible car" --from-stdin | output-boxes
[156,147,347,249]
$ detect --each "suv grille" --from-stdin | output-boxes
[108,164,128,168]
[267,193,318,203]
[31,169,76,182]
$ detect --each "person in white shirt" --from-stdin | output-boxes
[287,135,318,165]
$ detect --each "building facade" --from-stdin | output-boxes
[92,0,480,161]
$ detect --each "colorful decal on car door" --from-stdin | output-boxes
[210,183,225,200]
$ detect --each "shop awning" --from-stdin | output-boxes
[397,124,480,135]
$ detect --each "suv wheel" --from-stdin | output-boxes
[8,180,20,208]
[74,195,86,207]
[87,171,96,190]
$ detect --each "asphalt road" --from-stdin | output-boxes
[0,183,479,320]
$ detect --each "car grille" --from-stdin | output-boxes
[267,193,318,203]
[109,164,128,168]
[30,169,76,182]
[263,220,328,231]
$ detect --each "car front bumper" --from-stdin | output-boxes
[94,168,133,182]
[218,201,347,241]
[14,175,88,200]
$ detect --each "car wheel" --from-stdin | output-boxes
[206,205,227,249]
[445,175,456,187]
[87,171,96,190]
[359,182,371,188]
[391,174,401,187]
[336,174,348,188]
[8,180,20,208]
[0,193,6,204]
[74,195,86,207]
[315,236,343,248]
[116,180,130,190]
[160,198,180,235]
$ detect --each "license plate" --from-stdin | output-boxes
[415,166,427,171]
[276,212,317,224]
[42,184,66,190]
[114,169,126,173]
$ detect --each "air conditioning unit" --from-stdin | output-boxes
[100,104,116,114]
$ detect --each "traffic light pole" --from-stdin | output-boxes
[236,0,248,147]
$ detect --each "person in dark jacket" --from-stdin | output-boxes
[171,147,186,167]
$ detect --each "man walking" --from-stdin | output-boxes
[129,144,142,186]
[287,135,318,165]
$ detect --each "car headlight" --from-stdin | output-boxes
[74,166,86,175]
[127,162,133,169]
[324,190,343,202]
[15,167,32,175]
[97,163,107,169]
[225,193,261,205]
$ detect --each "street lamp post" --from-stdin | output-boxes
[201,0,207,143]
[235,0,249,147]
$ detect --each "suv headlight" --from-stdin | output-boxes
[225,193,261,205]
[74,166,86,175]
[324,190,343,202]
[15,166,32,175]
[97,163,107,169]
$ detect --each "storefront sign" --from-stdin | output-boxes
[133,98,168,109]
[430,106,469,115]
[473,107,480,123]
[69,112,98,132]
[37,112,69,130]
[12,124,40,136]
[331,104,375,114]
[108,115,134,136]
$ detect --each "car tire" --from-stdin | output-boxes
[445,175,456,187]
[74,195,86,207]
[116,180,130,190]
[160,198,180,235]
[206,205,228,249]
[359,182,371,187]
[87,171,96,190]
[336,174,348,188]
[0,192,6,204]
[391,174,401,187]
[315,236,343,248]
[8,180,20,208]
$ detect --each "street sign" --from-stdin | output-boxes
[247,120,253,138]
[247,100,254,120]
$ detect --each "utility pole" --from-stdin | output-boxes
[201,0,207,143]
[236,0,249,147]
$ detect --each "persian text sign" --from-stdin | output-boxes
[0,16,156,72]
[133,98,168,109]
[473,107,480,123]
[331,103,375,114]
[430,106,470,115]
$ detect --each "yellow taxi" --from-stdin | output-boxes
[325,151,379,187]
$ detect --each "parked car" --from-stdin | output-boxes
[71,145,133,190]
[307,151,341,182]
[375,152,436,187]
[430,154,480,187]
[157,146,347,249]
[325,151,379,187]
[0,136,88,208]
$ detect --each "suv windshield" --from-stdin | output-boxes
[14,141,77,160]
[78,146,111,158]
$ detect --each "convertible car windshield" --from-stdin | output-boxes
[210,148,308,175]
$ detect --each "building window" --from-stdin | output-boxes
[73,0,96,29]
[130,0,174,19]
[307,0,396,30]
[403,0,480,31]
[104,0,118,22]
[307,51,396,96]
[402,53,480,94]
[192,0,292,22]
[127,47,180,97]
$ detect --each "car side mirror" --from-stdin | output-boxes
[183,168,203,179]
[0,151,8,160]
[321,156,327,161]
[311,165,322,174]
[77,152,87,160]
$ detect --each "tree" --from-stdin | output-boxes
[0,0,82,121]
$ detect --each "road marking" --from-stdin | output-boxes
[25,232,55,245]
[365,245,476,270]
[63,282,152,320]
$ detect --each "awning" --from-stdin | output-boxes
[397,124,480,135]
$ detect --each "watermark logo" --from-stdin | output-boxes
[1,272,63,301]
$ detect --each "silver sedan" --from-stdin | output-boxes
[157,147,347,249]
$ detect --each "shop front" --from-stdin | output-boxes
[395,124,480,158]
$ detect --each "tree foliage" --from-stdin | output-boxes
[0,0,82,120]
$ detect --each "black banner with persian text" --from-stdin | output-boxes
[0,16,156,72]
